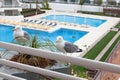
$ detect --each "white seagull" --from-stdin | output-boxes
[13,26,30,43]
[55,36,82,54]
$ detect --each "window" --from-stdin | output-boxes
[70,0,79,4]
[49,0,56,2]
[85,0,90,4]
[61,0,67,3]
[4,0,12,6]
[5,10,12,16]
[107,0,116,6]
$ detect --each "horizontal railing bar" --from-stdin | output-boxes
[0,42,120,74]
[0,59,84,80]
[0,71,26,80]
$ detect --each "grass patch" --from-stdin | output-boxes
[77,10,120,17]
[115,23,120,28]
[21,9,45,17]
[71,65,87,78]
[100,35,120,61]
[83,31,117,59]
[77,11,104,16]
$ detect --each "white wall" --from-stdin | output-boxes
[12,0,19,6]
[21,3,103,12]
[49,3,79,12]
[80,5,103,12]
[49,3,103,12]
[46,3,103,12]
[1,8,22,11]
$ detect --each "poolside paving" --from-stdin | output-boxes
[100,41,120,80]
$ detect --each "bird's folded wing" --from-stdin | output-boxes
[64,42,78,53]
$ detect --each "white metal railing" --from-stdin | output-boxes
[0,59,83,80]
[0,72,26,80]
[0,41,120,79]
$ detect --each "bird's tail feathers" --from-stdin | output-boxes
[76,49,82,52]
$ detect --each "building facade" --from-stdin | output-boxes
[48,0,120,12]
[0,0,23,20]
[49,0,120,6]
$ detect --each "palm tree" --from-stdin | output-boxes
[97,0,102,6]
[35,0,38,15]
[44,0,49,9]
[97,0,102,12]
[79,0,85,12]
[41,0,50,9]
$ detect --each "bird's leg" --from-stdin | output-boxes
[62,52,71,66]
[65,52,71,66]
[22,42,26,46]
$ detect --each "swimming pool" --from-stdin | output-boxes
[0,24,88,43]
[41,15,106,27]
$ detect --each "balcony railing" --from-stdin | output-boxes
[0,41,120,80]
[1,5,21,8]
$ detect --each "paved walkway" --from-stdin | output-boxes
[95,30,120,60]
[100,41,120,80]
[110,28,119,31]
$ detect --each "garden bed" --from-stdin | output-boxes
[21,9,45,17]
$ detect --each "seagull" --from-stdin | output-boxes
[55,36,82,54]
[13,26,30,44]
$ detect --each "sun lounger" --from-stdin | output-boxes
[41,21,47,25]
[37,21,44,24]
[27,20,34,23]
[22,19,29,22]
[47,22,53,26]
[30,20,38,23]
[51,23,57,27]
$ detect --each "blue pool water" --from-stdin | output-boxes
[41,15,106,27]
[0,24,88,43]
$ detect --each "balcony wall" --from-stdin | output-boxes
[0,15,24,20]
[0,8,22,13]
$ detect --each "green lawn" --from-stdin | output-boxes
[115,23,120,28]
[83,31,117,59]
[71,65,87,78]
[100,35,120,61]
[78,11,104,16]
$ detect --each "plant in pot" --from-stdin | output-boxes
[10,35,57,68]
